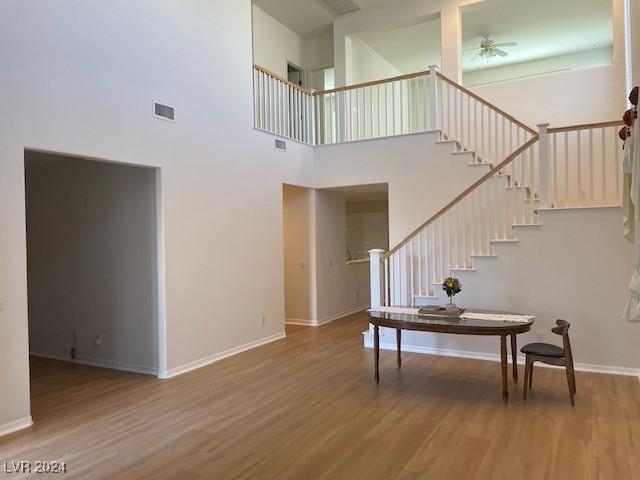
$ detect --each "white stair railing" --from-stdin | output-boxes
[436,72,537,166]
[313,70,432,145]
[376,137,540,305]
[253,65,315,145]
[542,121,625,208]
[373,120,626,307]
[252,65,537,155]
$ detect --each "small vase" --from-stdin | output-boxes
[446,298,457,312]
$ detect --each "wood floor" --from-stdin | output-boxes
[2,311,639,479]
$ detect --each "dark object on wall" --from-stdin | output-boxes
[619,126,629,141]
[630,86,638,106]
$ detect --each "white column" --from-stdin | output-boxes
[429,65,439,131]
[440,5,462,83]
[538,123,550,208]
[369,249,385,309]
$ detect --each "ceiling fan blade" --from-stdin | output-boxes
[495,48,509,57]
[494,42,517,47]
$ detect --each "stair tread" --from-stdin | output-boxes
[490,238,519,243]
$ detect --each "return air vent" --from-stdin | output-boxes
[275,139,287,151]
[316,0,361,16]
[153,101,175,121]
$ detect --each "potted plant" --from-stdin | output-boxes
[442,277,461,311]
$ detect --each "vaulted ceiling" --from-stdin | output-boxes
[358,0,613,74]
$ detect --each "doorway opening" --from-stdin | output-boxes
[287,62,305,87]
[24,150,162,390]
[282,183,388,329]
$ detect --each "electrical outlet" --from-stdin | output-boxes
[95,333,103,346]
[536,332,544,342]
[259,315,266,326]
[0,296,4,311]
[353,291,359,299]
[327,259,333,267]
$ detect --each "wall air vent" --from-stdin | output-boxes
[153,101,175,121]
[275,139,287,151]
[316,0,361,16]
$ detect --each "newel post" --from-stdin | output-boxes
[428,65,439,131]
[369,249,385,309]
[537,123,550,208]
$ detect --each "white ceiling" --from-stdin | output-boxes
[252,0,404,37]
[356,0,613,74]
[461,0,613,72]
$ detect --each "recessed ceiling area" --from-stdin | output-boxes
[461,0,613,72]
[252,0,405,37]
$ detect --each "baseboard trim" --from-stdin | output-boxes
[0,416,33,438]
[285,318,316,326]
[363,335,640,378]
[159,332,286,379]
[286,305,369,327]
[29,352,159,376]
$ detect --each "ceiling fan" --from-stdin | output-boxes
[469,35,517,62]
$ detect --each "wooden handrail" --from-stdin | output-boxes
[253,64,313,94]
[548,120,624,134]
[314,70,429,96]
[382,136,540,260]
[436,72,537,136]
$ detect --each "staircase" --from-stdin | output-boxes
[374,119,624,308]
[251,63,625,309]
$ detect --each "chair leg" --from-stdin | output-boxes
[570,362,577,395]
[565,365,575,406]
[528,360,534,389]
[523,355,530,400]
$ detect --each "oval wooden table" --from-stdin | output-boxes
[368,309,535,402]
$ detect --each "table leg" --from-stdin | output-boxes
[374,325,380,383]
[500,335,508,402]
[510,334,518,383]
[396,328,402,367]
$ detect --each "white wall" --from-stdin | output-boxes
[347,37,401,85]
[283,185,315,322]
[314,132,488,245]
[0,0,314,431]
[252,6,334,79]
[252,5,304,77]
[25,153,158,374]
[366,207,640,371]
[472,65,626,127]
[303,31,335,71]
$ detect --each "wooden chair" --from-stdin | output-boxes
[521,320,576,406]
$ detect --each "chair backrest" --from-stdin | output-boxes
[551,319,573,364]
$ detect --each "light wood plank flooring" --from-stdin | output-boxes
[1,311,639,479]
